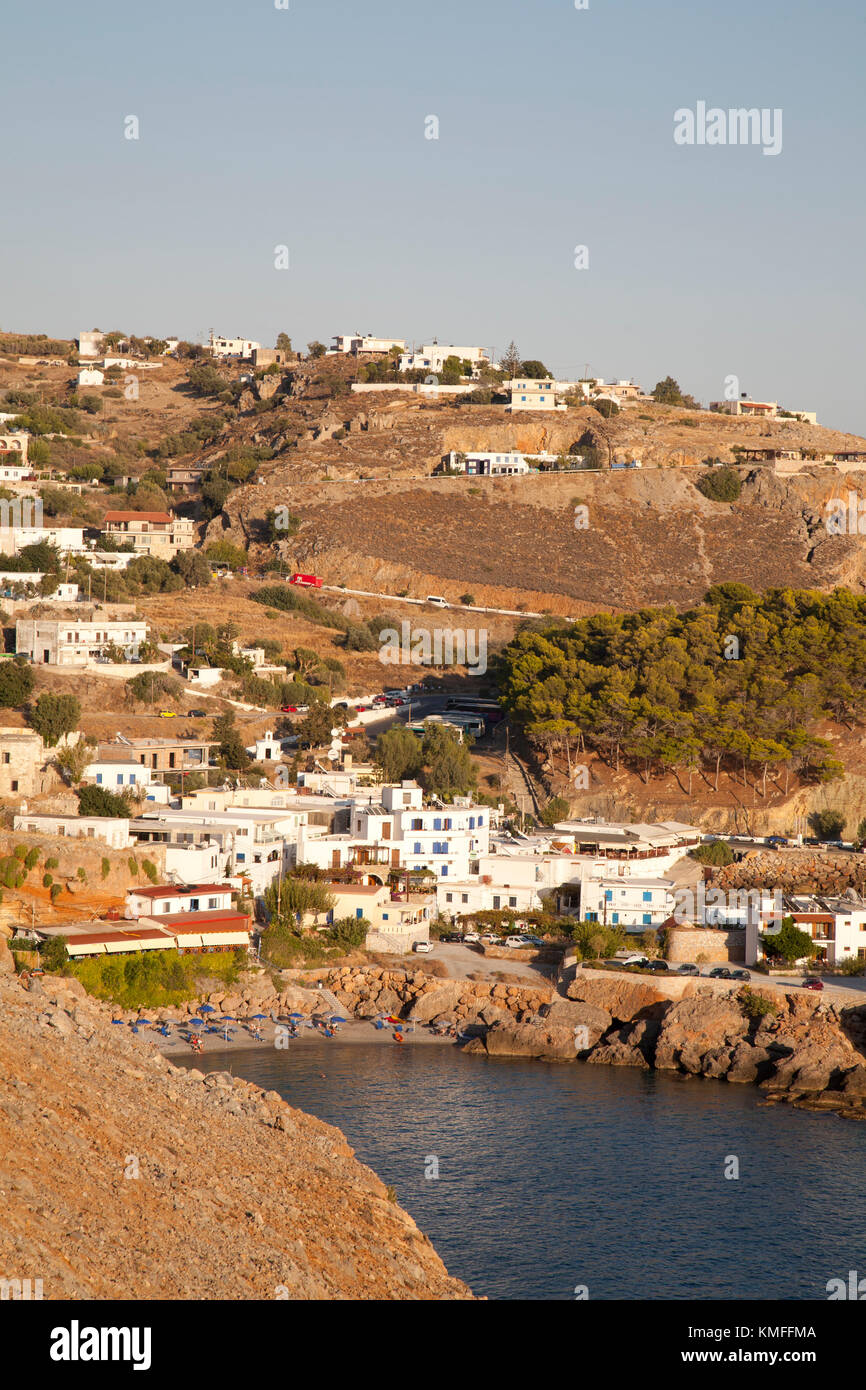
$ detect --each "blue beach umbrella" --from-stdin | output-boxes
[198,1003,216,1014]
[187,1017,203,1027]
[112,1019,125,1025]
[330,1015,347,1023]
[249,1013,267,1020]
[288,1012,304,1020]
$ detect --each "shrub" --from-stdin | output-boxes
[45,856,58,870]
[0,658,35,707]
[101,857,111,880]
[696,468,742,503]
[690,840,734,866]
[24,847,39,871]
[27,692,81,747]
[128,857,139,876]
[739,986,779,1019]
[49,882,62,900]
[76,784,129,817]
[142,859,158,884]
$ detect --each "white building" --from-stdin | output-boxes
[77,368,105,387]
[398,343,491,376]
[746,894,866,969]
[16,617,149,666]
[440,451,531,477]
[208,335,261,360]
[13,814,132,849]
[330,334,406,356]
[0,525,85,556]
[296,781,491,882]
[126,882,235,919]
[82,753,169,803]
[507,379,566,412]
[78,331,105,359]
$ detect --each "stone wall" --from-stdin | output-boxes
[665,926,746,964]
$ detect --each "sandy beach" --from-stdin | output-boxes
[149,1015,460,1058]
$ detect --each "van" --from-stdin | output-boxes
[426,595,448,608]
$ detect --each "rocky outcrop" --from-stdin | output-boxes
[0,969,472,1300]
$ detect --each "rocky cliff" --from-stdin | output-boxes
[0,962,472,1300]
[463,968,866,1120]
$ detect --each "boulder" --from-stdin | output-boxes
[654,992,748,1074]
[587,1040,650,1069]
[477,1020,576,1062]
[726,1041,772,1084]
[407,982,464,1024]
[566,975,668,1022]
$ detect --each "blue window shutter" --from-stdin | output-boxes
[96,773,103,784]
[356,908,363,919]
[643,913,652,924]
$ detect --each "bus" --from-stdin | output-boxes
[444,696,503,725]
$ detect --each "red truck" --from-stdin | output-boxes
[288,573,322,588]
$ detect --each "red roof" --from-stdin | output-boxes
[131,883,232,899]
[143,909,250,932]
[103,511,173,524]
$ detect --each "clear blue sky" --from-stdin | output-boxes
[5,0,865,432]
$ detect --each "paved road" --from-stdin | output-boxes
[432,942,558,985]
[320,583,545,621]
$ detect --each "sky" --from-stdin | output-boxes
[5,0,865,433]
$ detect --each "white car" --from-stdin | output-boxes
[620,953,649,966]
[412,940,433,953]
[504,935,527,948]
[425,595,448,608]
[480,932,502,945]
[462,931,480,944]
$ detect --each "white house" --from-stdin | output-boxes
[16,617,149,666]
[126,882,235,919]
[13,813,132,849]
[329,334,406,356]
[398,343,491,376]
[77,368,104,387]
[0,525,85,556]
[746,894,866,969]
[208,335,261,360]
[440,451,531,477]
[507,379,565,412]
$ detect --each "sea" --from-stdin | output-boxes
[179,1041,866,1301]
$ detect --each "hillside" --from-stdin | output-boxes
[0,956,472,1300]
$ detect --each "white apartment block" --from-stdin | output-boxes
[126,882,235,919]
[16,617,149,666]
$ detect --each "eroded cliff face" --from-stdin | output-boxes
[216,461,866,613]
[0,968,472,1300]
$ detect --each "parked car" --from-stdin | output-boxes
[426,595,448,608]
[187,709,209,718]
[413,940,434,953]
[708,967,732,979]
[480,932,501,945]
[159,710,177,718]
[523,936,545,947]
[730,969,751,981]
[648,960,670,972]
[803,977,824,991]
[504,935,527,948]
[288,573,322,588]
[621,953,649,966]
[440,933,463,943]
[372,696,388,707]
[678,963,700,975]
[280,705,300,713]
[462,931,480,944]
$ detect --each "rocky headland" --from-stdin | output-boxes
[0,947,472,1300]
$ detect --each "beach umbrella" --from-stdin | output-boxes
[188,1018,203,1027]
[112,1019,125,1025]
[329,1015,347,1023]
[288,1012,304,1019]
[198,1003,216,1014]
[220,1016,237,1022]
[136,1019,152,1026]
[249,1013,267,1020]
